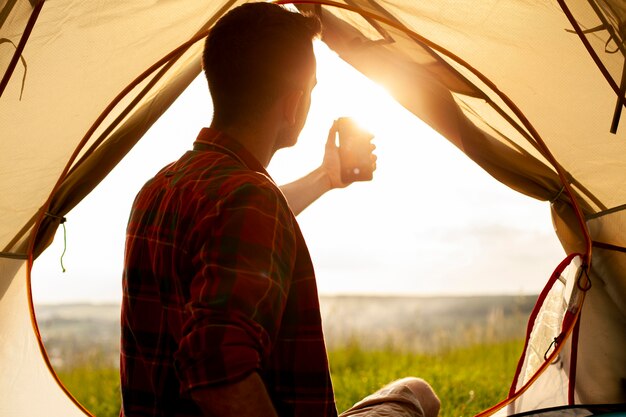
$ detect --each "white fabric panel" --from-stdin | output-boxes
[0,259,86,416]
[508,354,570,413]
[508,257,581,413]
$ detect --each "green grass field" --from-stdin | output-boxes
[58,339,523,417]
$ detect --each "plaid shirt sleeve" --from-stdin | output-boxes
[174,177,297,392]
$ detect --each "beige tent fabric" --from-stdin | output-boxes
[579,210,626,403]
[1,0,625,415]
[0,259,85,416]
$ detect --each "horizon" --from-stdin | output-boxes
[34,292,541,307]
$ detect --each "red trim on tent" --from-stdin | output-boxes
[569,309,582,404]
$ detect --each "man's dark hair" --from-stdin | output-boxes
[203,3,321,127]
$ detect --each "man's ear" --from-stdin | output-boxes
[282,89,304,125]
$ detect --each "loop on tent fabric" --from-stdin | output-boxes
[577,266,592,292]
[44,212,67,273]
[543,336,562,363]
[0,38,28,100]
[604,35,622,55]
[549,186,565,204]
[44,212,65,223]
[564,24,622,54]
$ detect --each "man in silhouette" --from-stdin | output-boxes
[121,3,438,417]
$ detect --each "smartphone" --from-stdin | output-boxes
[337,117,374,183]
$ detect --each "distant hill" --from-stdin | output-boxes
[319,295,535,352]
[35,294,536,369]
[35,303,121,369]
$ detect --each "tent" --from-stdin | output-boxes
[1,0,625,415]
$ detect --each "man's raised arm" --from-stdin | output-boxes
[280,122,376,216]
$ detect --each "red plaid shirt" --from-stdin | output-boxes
[121,128,336,417]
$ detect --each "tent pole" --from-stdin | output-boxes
[610,63,626,134]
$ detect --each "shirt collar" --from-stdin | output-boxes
[194,127,269,177]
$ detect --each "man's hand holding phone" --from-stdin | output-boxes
[322,117,376,189]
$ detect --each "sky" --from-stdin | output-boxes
[31,42,566,304]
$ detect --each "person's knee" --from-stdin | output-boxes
[396,377,440,417]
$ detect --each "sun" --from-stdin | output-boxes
[268,40,408,183]
[312,41,399,134]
